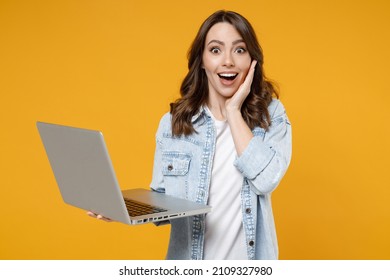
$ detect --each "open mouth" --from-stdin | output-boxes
[218,73,238,81]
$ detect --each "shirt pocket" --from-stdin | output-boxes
[161,151,191,198]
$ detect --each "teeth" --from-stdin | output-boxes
[218,73,238,81]
[219,73,237,77]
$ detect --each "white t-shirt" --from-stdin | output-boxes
[203,108,247,260]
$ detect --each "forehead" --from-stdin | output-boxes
[205,22,243,43]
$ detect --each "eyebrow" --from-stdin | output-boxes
[207,39,245,46]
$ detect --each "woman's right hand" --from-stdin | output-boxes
[87,211,114,222]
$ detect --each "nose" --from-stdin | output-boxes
[223,52,235,67]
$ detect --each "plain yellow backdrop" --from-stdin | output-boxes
[1,0,389,259]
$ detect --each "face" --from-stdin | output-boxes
[202,22,252,102]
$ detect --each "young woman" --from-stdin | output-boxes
[150,10,292,260]
[90,10,291,260]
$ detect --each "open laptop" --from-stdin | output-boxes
[36,121,211,225]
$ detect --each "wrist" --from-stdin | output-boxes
[226,107,242,121]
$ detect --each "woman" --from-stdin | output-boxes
[90,10,291,260]
[150,10,292,260]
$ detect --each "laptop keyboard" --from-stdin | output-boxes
[124,198,167,217]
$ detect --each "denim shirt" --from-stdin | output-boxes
[150,99,292,260]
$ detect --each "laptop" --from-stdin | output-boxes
[36,121,211,225]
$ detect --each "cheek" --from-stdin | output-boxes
[240,60,252,78]
[202,53,219,71]
[243,57,252,71]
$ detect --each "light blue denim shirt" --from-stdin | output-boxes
[150,98,292,260]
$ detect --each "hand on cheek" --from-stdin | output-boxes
[226,60,257,112]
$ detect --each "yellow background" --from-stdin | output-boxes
[1,0,389,259]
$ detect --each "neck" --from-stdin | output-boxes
[207,93,228,121]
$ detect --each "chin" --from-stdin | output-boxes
[219,88,239,98]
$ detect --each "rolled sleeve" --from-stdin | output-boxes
[234,137,276,180]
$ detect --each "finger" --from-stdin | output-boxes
[97,215,113,222]
[87,211,97,218]
[244,60,257,85]
[251,59,258,69]
[236,65,255,98]
[238,60,257,92]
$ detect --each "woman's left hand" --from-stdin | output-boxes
[225,60,257,112]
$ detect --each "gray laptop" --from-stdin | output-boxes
[36,121,211,225]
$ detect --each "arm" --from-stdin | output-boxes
[225,60,291,195]
[233,100,292,195]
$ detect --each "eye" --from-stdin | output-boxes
[210,47,221,54]
[235,47,247,54]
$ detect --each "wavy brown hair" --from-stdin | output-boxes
[170,10,278,136]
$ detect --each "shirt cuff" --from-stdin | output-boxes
[234,137,276,180]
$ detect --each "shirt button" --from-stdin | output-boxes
[167,164,173,171]
[245,208,251,214]
[249,240,255,247]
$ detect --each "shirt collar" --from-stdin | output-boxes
[191,106,211,123]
